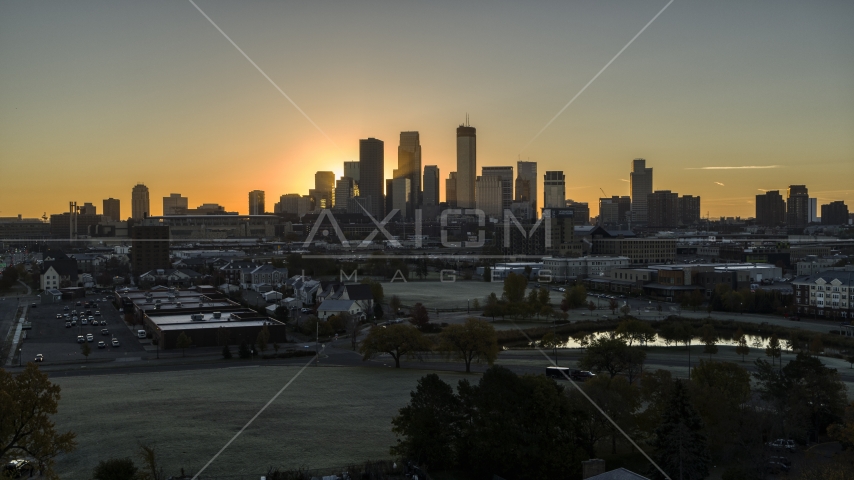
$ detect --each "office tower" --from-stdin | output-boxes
[821,201,849,225]
[314,171,335,208]
[79,203,97,215]
[475,175,503,219]
[308,189,330,211]
[456,123,476,208]
[131,183,150,220]
[277,194,312,218]
[755,190,786,226]
[647,190,679,228]
[677,195,701,225]
[397,131,422,210]
[344,161,360,183]
[787,185,809,228]
[544,208,579,257]
[565,199,589,225]
[248,190,265,215]
[347,196,371,215]
[334,177,358,211]
[392,177,412,219]
[630,159,653,223]
[809,198,819,223]
[103,198,121,222]
[385,179,395,217]
[481,166,513,217]
[131,225,170,275]
[598,196,631,226]
[359,138,384,218]
[516,161,537,218]
[446,172,458,208]
[543,171,565,208]
[423,165,440,207]
[163,193,188,215]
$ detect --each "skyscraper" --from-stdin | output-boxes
[131,183,150,220]
[163,193,188,215]
[787,185,809,228]
[630,159,653,223]
[598,196,631,226]
[809,198,819,223]
[392,177,412,219]
[359,138,384,218]
[446,172,458,208]
[344,161,360,184]
[543,171,565,208]
[423,165,440,207]
[334,177,358,212]
[515,161,537,218]
[314,171,335,209]
[103,198,121,222]
[398,132,422,210]
[248,190,265,215]
[475,175,503,219]
[821,201,849,225]
[481,166,513,217]
[755,190,786,226]
[647,190,679,228]
[456,123,476,208]
[677,195,701,225]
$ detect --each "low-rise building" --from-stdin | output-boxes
[542,256,630,282]
[792,270,853,320]
[316,299,366,320]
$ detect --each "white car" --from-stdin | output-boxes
[86,333,94,342]
[767,439,796,451]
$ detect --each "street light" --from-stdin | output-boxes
[18,348,22,366]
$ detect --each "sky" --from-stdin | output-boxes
[1,0,852,219]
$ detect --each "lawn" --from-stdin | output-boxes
[51,365,471,479]
[383,280,504,309]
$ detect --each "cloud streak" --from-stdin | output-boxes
[687,165,781,170]
[715,182,725,186]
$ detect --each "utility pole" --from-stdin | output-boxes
[315,320,319,366]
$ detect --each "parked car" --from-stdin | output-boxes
[81,318,88,325]
[55,313,63,319]
[97,341,106,349]
[570,370,596,381]
[77,335,85,343]
[95,310,101,316]
[30,303,37,308]
[88,316,95,323]
[301,308,312,314]
[65,321,71,328]
[767,439,796,452]
[101,328,109,336]
[111,338,120,347]
[3,459,34,478]
[137,330,147,339]
[34,354,44,362]
[71,319,77,326]
[64,306,69,311]
[86,334,94,342]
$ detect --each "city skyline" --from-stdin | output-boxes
[1,1,853,218]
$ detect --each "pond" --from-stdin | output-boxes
[531,332,782,350]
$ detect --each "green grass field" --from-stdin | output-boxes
[383,280,504,309]
[52,365,472,479]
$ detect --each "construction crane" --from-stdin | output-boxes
[600,188,608,197]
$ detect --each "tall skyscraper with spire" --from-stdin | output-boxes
[131,183,150,220]
[630,158,653,223]
[456,117,476,208]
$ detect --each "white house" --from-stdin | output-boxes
[316,299,365,320]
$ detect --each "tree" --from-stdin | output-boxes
[482,265,491,282]
[437,318,499,373]
[650,379,712,480]
[222,345,232,359]
[765,334,782,367]
[734,328,749,362]
[615,318,656,347]
[483,292,502,321]
[688,290,705,312]
[359,324,432,368]
[609,298,619,314]
[579,336,646,382]
[343,312,361,351]
[701,324,718,360]
[137,444,165,480]
[583,375,641,454]
[373,302,384,320]
[620,304,632,317]
[361,279,384,305]
[828,400,854,450]
[410,303,430,329]
[502,272,527,304]
[564,284,587,309]
[389,295,402,316]
[238,340,251,359]
[175,331,192,357]
[537,287,550,307]
[0,364,77,477]
[256,325,270,355]
[586,300,596,315]
[689,360,752,460]
[390,374,461,470]
[93,458,137,480]
[81,341,92,362]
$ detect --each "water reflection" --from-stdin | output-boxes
[533,332,778,350]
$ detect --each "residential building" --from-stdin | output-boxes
[792,270,854,319]
[475,175,503,219]
[456,123,477,208]
[163,193,188,215]
[787,185,809,228]
[40,255,79,290]
[821,201,849,225]
[397,131,422,210]
[79,203,97,215]
[103,198,121,222]
[423,165,440,207]
[481,166,513,216]
[359,138,385,218]
[756,190,786,226]
[515,161,537,219]
[446,172,457,207]
[545,208,579,257]
[647,190,679,228]
[630,159,653,223]
[543,171,565,208]
[248,190,265,215]
[678,195,701,225]
[131,225,170,275]
[132,183,150,220]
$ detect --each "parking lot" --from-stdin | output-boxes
[19,295,147,365]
